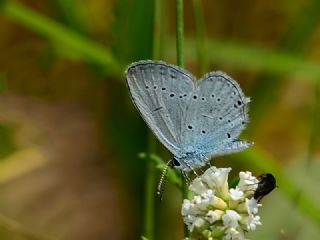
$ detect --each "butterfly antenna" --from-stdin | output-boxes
[157,159,173,201]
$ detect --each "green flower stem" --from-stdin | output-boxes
[152,0,162,61]
[143,136,156,240]
[192,0,207,75]
[143,0,162,238]
[176,0,189,237]
[176,0,184,68]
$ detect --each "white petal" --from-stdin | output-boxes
[194,195,202,204]
[189,217,206,232]
[205,209,224,223]
[237,171,259,194]
[247,215,262,230]
[181,199,191,216]
[246,198,260,215]
[223,227,245,240]
[201,167,231,188]
[222,210,241,228]
[210,196,228,210]
[189,177,209,195]
[230,188,244,201]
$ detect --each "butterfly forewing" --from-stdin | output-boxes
[125,61,195,156]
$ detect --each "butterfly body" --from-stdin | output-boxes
[125,60,252,172]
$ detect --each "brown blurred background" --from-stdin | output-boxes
[0,0,320,239]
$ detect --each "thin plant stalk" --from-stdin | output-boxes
[143,137,157,240]
[176,0,184,68]
[143,0,162,239]
[192,0,207,75]
[176,0,189,237]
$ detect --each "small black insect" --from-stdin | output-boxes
[254,173,276,202]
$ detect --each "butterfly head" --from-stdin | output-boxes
[171,157,181,168]
[171,153,207,172]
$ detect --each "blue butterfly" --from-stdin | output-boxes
[125,60,252,172]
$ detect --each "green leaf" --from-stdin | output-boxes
[0,1,121,76]
[51,0,88,35]
[164,37,320,83]
[138,152,182,188]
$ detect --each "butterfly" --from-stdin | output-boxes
[125,60,252,172]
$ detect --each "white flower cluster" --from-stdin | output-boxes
[181,167,262,240]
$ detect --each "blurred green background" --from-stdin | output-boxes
[0,0,320,239]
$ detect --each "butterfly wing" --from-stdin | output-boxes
[125,60,195,156]
[181,71,251,158]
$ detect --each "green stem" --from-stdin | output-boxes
[152,0,162,60]
[143,0,162,239]
[192,0,207,75]
[176,0,184,68]
[176,0,189,237]
[143,138,156,240]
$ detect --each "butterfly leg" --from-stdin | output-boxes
[206,161,218,175]
[180,170,190,185]
[181,159,199,177]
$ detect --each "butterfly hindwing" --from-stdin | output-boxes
[181,71,250,157]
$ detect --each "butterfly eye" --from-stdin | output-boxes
[172,158,181,167]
